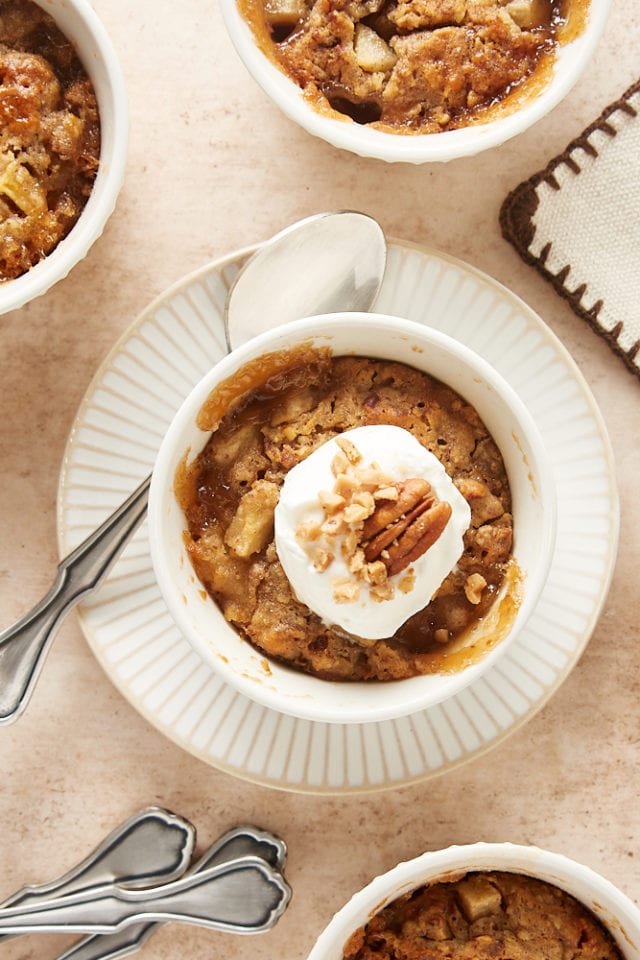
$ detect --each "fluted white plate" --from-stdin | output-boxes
[58,239,619,794]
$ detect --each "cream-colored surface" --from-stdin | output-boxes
[0,0,638,958]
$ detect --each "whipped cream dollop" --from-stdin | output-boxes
[274,425,471,641]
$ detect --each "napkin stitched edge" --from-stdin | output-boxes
[500,78,640,380]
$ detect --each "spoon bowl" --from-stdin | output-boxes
[225,211,387,350]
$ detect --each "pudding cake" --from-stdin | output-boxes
[177,346,518,682]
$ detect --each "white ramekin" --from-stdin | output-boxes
[219,0,612,163]
[306,843,640,960]
[0,0,128,315]
[148,312,557,724]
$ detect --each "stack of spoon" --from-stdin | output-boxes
[0,807,291,959]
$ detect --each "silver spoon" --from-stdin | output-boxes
[54,824,288,960]
[0,856,291,936]
[0,808,195,925]
[0,210,387,726]
[224,210,386,350]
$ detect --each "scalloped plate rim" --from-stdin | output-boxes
[56,236,619,794]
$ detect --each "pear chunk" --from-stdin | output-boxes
[354,23,397,72]
[456,876,502,922]
[505,0,550,28]
[265,0,306,27]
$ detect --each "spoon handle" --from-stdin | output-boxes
[0,807,195,912]
[0,475,150,725]
[0,857,291,935]
[52,826,288,960]
[196,824,287,872]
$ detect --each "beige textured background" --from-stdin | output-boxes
[1,1,639,958]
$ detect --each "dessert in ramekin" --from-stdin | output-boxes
[220,0,611,162]
[0,0,128,314]
[148,313,556,723]
[306,843,640,960]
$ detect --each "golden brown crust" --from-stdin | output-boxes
[243,0,561,131]
[343,871,622,960]
[179,354,514,682]
[0,0,101,281]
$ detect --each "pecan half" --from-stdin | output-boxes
[361,478,437,563]
[384,500,452,576]
[363,479,452,576]
[361,478,432,540]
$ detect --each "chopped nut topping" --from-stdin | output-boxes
[342,528,359,558]
[371,581,395,603]
[331,451,350,476]
[374,485,400,501]
[321,515,344,536]
[398,570,416,594]
[333,577,361,603]
[294,436,452,606]
[296,519,321,541]
[336,436,362,464]
[335,474,359,499]
[344,502,373,524]
[464,572,487,605]
[358,466,391,487]
[318,490,346,512]
[314,548,334,572]
[353,490,376,512]
[362,560,388,586]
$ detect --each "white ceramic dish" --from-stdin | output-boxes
[0,0,128,316]
[306,843,640,960]
[219,0,612,163]
[57,239,618,794]
[147,312,556,725]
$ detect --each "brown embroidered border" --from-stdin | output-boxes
[500,77,640,379]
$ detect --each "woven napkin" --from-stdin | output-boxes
[500,78,640,379]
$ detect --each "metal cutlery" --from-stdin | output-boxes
[0,475,150,725]
[0,805,195,948]
[53,824,288,960]
[0,807,195,916]
[0,855,291,936]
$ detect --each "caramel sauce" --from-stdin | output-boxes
[177,347,519,682]
[237,0,594,134]
[196,343,331,430]
[407,561,523,675]
[559,0,591,41]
